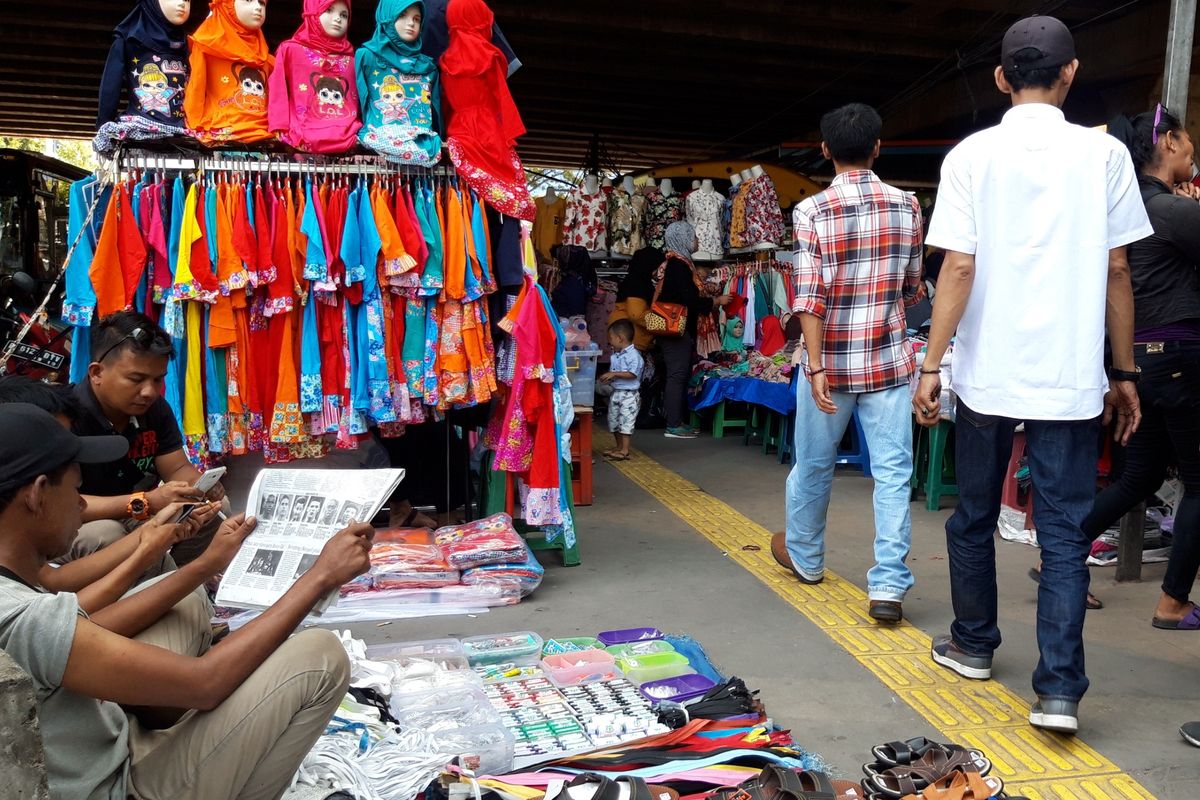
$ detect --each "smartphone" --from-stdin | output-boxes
[173,503,198,524]
[192,467,227,495]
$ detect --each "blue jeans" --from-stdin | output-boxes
[947,400,1098,703]
[784,382,915,601]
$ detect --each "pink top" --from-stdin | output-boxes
[267,41,362,153]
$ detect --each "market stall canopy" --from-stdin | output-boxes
[0,0,1169,173]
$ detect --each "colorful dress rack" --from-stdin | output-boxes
[65,167,501,465]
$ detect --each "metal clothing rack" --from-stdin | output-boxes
[108,147,456,181]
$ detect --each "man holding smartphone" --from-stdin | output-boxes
[69,312,230,569]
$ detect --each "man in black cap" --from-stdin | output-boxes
[0,403,374,800]
[917,15,1152,734]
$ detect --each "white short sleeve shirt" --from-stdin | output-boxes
[927,103,1153,420]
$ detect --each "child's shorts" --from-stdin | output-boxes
[608,389,641,435]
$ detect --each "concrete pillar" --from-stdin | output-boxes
[1163,0,1197,119]
[0,650,50,799]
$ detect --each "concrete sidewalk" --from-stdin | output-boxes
[329,425,1200,798]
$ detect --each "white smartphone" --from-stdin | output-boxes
[192,467,227,495]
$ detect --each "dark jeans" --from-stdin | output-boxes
[659,333,694,429]
[1081,343,1200,603]
[947,400,1099,702]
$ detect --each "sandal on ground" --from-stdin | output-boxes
[752,765,864,800]
[1028,566,1103,610]
[1152,604,1200,630]
[913,770,1003,800]
[869,738,942,768]
[864,747,991,798]
[548,774,622,800]
[603,450,631,461]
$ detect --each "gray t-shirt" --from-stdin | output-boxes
[0,577,128,800]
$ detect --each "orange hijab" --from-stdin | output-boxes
[190,0,273,67]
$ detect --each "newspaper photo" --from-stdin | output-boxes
[216,468,405,612]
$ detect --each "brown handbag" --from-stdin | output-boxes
[643,262,687,337]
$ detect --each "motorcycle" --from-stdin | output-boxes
[0,271,72,382]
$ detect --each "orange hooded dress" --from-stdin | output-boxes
[184,0,274,144]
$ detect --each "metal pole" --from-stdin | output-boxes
[1163,0,1197,119]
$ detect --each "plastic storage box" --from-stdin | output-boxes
[365,638,470,671]
[543,637,603,656]
[564,349,600,407]
[616,652,695,685]
[462,632,545,666]
[605,640,676,659]
[639,674,716,703]
[542,649,618,686]
[597,627,664,647]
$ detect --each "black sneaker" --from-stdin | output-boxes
[1181,721,1200,747]
[930,634,992,680]
[1030,698,1079,734]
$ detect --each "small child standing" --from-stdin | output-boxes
[600,319,644,461]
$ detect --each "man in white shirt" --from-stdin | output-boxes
[917,15,1152,735]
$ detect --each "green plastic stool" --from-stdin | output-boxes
[480,451,581,566]
[912,419,958,511]
[711,400,748,438]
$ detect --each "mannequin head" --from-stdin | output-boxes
[234,0,267,29]
[660,178,675,197]
[320,0,350,38]
[691,180,701,190]
[395,3,423,43]
[622,176,635,194]
[158,0,191,25]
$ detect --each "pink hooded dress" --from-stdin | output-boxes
[267,0,362,153]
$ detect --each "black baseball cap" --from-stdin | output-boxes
[0,403,128,494]
[1002,15,1075,71]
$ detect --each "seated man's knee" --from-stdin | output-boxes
[288,629,350,692]
[69,520,128,558]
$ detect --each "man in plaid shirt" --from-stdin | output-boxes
[772,103,924,623]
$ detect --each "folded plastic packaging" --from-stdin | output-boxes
[461,540,544,596]
[434,513,527,570]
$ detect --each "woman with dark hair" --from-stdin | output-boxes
[1046,105,1200,623]
[654,221,730,438]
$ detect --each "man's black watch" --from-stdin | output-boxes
[1108,366,1141,383]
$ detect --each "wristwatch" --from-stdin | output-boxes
[127,491,151,521]
[1108,366,1142,383]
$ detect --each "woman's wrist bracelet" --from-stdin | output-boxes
[808,368,826,376]
[919,368,941,375]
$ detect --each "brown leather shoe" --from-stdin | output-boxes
[771,532,822,584]
[869,600,903,623]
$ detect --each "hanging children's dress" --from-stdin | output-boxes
[268,0,362,153]
[356,0,443,166]
[439,0,535,221]
[184,0,274,144]
[95,0,191,155]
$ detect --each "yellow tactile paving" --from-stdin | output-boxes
[591,433,1157,798]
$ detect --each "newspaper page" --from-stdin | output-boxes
[215,468,405,612]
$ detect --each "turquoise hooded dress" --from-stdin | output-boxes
[354,0,443,165]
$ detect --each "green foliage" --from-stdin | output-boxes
[0,136,96,171]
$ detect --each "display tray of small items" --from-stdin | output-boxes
[350,626,727,768]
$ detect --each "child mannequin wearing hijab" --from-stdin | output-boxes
[355,0,443,166]
[184,0,274,144]
[268,0,362,153]
[94,0,192,156]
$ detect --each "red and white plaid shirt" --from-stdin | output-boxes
[793,170,924,393]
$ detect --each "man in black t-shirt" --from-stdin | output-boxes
[69,312,229,568]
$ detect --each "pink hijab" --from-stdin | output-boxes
[289,0,354,56]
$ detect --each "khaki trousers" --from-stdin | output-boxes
[65,498,233,573]
[126,592,348,800]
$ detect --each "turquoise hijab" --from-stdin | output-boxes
[361,0,437,75]
[356,0,441,129]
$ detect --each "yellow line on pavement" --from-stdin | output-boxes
[592,432,1156,800]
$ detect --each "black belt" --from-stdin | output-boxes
[1132,340,1200,354]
